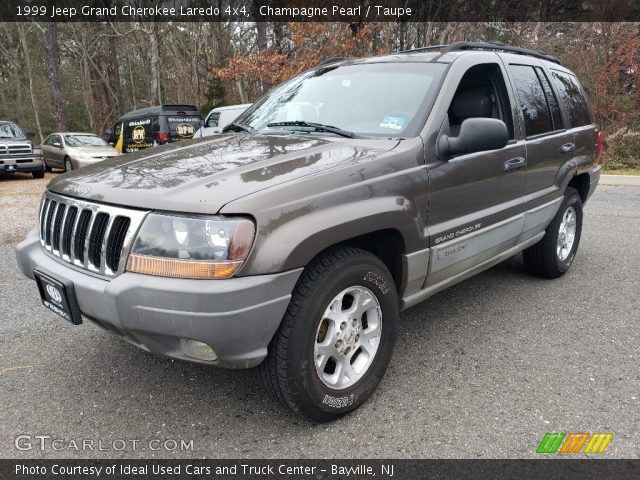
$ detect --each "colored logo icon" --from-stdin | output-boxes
[537,432,613,454]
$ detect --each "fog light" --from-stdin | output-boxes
[180,339,217,362]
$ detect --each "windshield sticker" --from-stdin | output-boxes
[379,116,407,130]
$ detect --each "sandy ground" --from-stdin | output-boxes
[0,172,58,245]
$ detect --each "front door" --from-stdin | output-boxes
[426,60,527,286]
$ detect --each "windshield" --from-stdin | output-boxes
[0,122,25,139]
[64,134,108,147]
[236,62,446,137]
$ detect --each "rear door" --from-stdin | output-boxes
[425,55,527,286]
[123,117,153,152]
[547,68,597,169]
[167,114,201,142]
[504,59,573,196]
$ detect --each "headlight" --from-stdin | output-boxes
[33,147,42,157]
[126,213,255,279]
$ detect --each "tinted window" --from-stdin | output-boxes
[509,65,553,136]
[535,67,563,131]
[551,70,592,127]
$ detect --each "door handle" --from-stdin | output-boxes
[560,143,575,153]
[504,157,526,173]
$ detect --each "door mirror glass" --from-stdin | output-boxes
[25,131,35,139]
[437,118,508,160]
[52,142,61,148]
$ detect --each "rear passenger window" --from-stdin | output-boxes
[535,67,563,131]
[551,70,592,127]
[509,65,553,136]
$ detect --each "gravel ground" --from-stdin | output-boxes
[0,177,638,459]
[0,172,54,245]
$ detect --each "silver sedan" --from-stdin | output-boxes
[42,132,120,172]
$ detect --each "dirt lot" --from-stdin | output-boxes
[0,172,57,245]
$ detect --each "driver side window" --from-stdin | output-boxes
[446,63,514,139]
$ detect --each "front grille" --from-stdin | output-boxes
[8,144,32,155]
[39,192,148,277]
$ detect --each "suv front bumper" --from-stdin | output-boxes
[16,229,301,368]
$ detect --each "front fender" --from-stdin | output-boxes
[239,195,424,275]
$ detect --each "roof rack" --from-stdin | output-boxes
[399,41,561,65]
[317,56,350,67]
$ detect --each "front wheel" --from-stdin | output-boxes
[523,186,583,278]
[32,166,45,179]
[64,157,73,172]
[260,246,398,422]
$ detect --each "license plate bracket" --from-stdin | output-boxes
[33,269,82,325]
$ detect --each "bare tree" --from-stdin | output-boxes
[17,24,44,142]
[45,23,67,132]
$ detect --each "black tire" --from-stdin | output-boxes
[523,187,583,278]
[44,162,52,173]
[32,166,45,179]
[64,157,73,172]
[260,246,398,422]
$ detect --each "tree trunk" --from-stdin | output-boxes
[45,23,67,132]
[18,24,44,142]
[107,26,125,116]
[254,0,268,93]
[149,24,162,105]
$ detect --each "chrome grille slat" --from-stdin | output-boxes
[38,192,148,278]
[52,203,66,253]
[45,201,58,248]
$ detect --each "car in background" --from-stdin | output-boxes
[106,105,203,153]
[42,132,120,172]
[0,121,44,179]
[194,104,251,137]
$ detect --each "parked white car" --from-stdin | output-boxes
[194,104,252,138]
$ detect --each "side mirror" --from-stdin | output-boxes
[105,128,113,135]
[52,142,61,148]
[25,131,35,139]
[437,118,508,160]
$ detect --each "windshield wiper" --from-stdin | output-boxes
[266,121,355,138]
[222,123,254,134]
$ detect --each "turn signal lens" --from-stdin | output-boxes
[127,254,243,279]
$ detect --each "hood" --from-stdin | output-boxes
[70,146,119,157]
[48,133,399,213]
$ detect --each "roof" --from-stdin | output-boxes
[209,104,252,112]
[118,104,200,121]
[318,41,562,68]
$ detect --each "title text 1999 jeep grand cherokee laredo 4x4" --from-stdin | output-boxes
[17,42,601,421]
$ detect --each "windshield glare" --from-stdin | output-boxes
[0,122,25,139]
[65,135,107,147]
[237,62,445,137]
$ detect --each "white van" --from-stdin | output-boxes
[195,104,252,137]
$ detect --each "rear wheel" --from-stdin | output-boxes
[260,246,398,422]
[64,157,73,172]
[523,187,583,278]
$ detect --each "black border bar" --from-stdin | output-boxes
[3,0,640,22]
[2,459,640,480]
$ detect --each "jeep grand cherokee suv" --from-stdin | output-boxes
[16,42,601,421]
[0,121,44,178]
